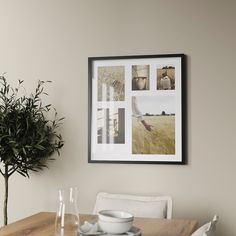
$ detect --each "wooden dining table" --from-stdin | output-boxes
[0,212,198,236]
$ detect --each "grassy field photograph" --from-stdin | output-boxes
[132,95,175,155]
[132,115,175,155]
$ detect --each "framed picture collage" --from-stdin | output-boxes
[88,54,186,164]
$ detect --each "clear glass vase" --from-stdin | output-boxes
[55,187,80,236]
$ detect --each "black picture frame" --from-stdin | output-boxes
[88,54,186,164]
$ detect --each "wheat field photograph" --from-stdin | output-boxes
[132,96,175,155]
[132,116,175,154]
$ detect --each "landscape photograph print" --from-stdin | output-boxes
[132,95,175,155]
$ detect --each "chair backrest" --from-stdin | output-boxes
[191,215,219,236]
[93,192,172,219]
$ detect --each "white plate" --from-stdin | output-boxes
[79,232,104,236]
[79,224,141,236]
[107,226,141,236]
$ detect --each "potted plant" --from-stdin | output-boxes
[0,76,64,225]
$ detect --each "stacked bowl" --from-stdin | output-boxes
[98,210,134,234]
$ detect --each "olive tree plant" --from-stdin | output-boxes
[0,76,64,225]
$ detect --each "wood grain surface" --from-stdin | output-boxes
[0,212,198,236]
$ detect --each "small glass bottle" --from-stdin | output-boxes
[55,187,80,236]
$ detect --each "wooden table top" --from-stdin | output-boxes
[0,212,198,236]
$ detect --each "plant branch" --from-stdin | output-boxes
[8,167,18,177]
[0,168,4,176]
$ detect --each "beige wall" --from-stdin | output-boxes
[0,0,236,235]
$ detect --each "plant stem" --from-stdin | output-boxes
[4,165,9,226]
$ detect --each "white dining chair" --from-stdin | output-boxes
[93,192,172,219]
[191,215,219,236]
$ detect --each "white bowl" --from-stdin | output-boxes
[98,210,134,223]
[98,219,133,234]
